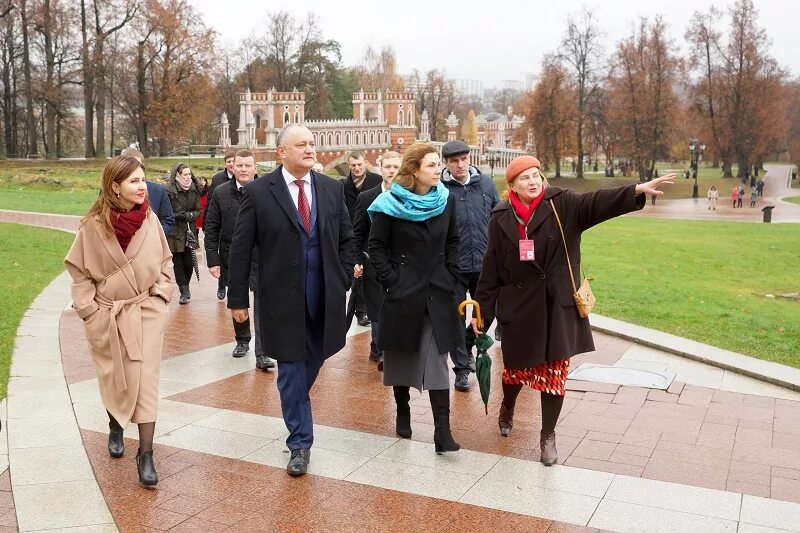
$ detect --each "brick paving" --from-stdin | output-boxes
[81,430,600,533]
[0,471,17,532]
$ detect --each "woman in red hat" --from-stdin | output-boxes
[472,155,672,466]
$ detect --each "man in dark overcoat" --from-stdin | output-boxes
[343,150,382,327]
[207,148,236,300]
[227,124,355,476]
[204,149,275,370]
[352,151,401,369]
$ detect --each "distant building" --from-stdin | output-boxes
[454,79,484,100]
[222,88,416,168]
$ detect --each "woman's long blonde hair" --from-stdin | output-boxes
[393,142,439,190]
[82,155,149,236]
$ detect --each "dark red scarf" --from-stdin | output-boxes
[508,190,545,238]
[112,199,148,252]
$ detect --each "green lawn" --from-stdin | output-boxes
[583,217,800,367]
[0,223,74,399]
[784,196,800,205]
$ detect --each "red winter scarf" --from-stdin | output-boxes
[112,199,148,252]
[509,190,544,238]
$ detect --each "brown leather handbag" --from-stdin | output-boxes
[550,200,595,318]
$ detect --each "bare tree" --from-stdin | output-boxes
[559,9,605,178]
[18,0,36,156]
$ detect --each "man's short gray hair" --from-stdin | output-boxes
[277,123,308,147]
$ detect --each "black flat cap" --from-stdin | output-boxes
[441,140,470,158]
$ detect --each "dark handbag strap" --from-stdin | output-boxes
[549,199,579,294]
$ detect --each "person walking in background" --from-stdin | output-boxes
[757,178,765,197]
[731,186,739,208]
[737,185,744,208]
[207,149,237,300]
[196,177,209,232]
[120,147,174,235]
[165,163,202,305]
[368,142,462,453]
[750,186,758,207]
[204,149,275,370]
[64,155,174,486]
[343,150,382,327]
[227,124,355,476]
[473,155,673,466]
[440,140,499,392]
[352,151,402,370]
[707,185,718,210]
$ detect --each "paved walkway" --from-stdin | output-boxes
[630,163,800,223]
[3,211,800,532]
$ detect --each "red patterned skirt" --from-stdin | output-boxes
[502,359,570,396]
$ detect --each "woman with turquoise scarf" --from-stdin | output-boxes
[368,142,462,454]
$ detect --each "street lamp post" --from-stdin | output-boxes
[482,153,500,179]
[689,138,706,199]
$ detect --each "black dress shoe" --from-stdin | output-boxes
[368,350,379,362]
[454,373,469,391]
[256,354,276,370]
[356,315,371,327]
[287,449,310,476]
[136,449,158,486]
[216,288,226,300]
[377,354,384,372]
[232,343,250,358]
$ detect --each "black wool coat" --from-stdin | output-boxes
[352,184,384,320]
[344,171,382,223]
[368,194,462,354]
[474,184,645,370]
[164,178,202,253]
[227,167,356,362]
[203,178,257,289]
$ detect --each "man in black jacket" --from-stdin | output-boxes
[352,151,401,369]
[343,150,381,327]
[204,149,275,370]
[207,149,237,300]
[441,140,500,391]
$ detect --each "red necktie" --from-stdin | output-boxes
[295,179,311,234]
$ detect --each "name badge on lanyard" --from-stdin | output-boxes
[519,239,535,261]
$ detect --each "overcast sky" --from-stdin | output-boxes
[192,0,798,87]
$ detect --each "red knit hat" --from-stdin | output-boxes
[505,156,541,183]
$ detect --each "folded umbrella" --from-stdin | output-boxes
[458,299,494,414]
[184,221,200,281]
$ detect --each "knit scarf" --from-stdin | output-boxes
[112,199,148,252]
[176,172,192,191]
[508,189,544,238]
[368,182,449,222]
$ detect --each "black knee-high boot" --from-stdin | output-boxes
[540,393,565,466]
[107,411,124,458]
[393,386,412,438]
[429,389,460,454]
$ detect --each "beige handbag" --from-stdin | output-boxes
[550,200,595,318]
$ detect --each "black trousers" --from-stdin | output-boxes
[450,271,481,375]
[232,292,263,354]
[172,251,194,287]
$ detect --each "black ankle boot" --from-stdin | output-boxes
[178,285,190,305]
[429,389,460,454]
[107,412,124,458]
[136,449,158,486]
[393,386,412,438]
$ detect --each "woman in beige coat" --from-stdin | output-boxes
[65,155,173,486]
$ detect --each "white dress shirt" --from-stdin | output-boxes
[282,167,313,212]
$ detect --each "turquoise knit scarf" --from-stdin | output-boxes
[367,182,449,222]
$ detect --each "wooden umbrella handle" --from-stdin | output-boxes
[458,299,483,331]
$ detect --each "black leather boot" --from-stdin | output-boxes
[136,449,158,486]
[393,386,412,438]
[107,412,124,458]
[429,389,460,454]
[178,285,190,305]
